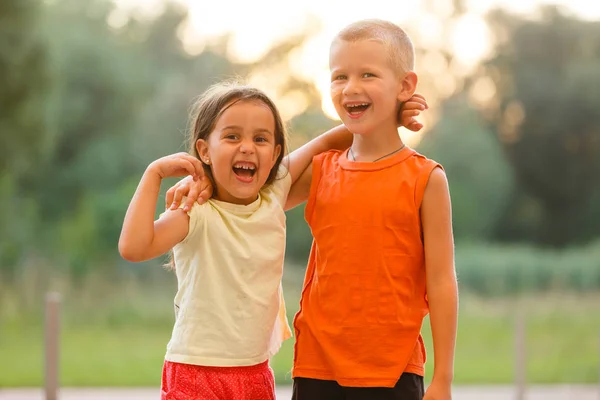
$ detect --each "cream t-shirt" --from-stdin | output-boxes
[165,167,293,366]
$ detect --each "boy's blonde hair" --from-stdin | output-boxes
[333,19,415,74]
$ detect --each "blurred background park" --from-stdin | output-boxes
[1,0,600,392]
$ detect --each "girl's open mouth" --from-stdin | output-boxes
[233,162,256,181]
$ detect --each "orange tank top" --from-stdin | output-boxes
[292,147,440,388]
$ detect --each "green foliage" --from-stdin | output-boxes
[0,175,39,277]
[477,6,600,246]
[456,240,600,295]
[284,204,312,263]
[0,0,50,178]
[418,96,514,241]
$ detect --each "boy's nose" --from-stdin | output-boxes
[342,79,361,96]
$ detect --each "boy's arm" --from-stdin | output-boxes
[284,124,352,210]
[421,167,458,393]
[119,166,190,262]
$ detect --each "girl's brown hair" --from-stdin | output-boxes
[188,81,288,193]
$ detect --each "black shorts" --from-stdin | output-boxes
[292,373,424,400]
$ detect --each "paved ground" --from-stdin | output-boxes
[0,385,598,400]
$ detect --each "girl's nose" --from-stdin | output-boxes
[239,139,255,154]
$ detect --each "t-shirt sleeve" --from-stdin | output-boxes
[268,164,293,205]
[176,199,206,245]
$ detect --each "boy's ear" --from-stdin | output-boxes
[397,71,418,102]
[195,139,210,165]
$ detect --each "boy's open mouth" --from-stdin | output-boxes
[233,162,257,179]
[344,102,371,115]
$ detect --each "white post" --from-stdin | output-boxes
[514,310,526,400]
[45,292,61,400]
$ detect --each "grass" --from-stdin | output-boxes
[1,272,599,387]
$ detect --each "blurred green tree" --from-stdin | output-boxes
[418,94,514,242]
[473,7,600,246]
[0,0,49,177]
[0,0,49,277]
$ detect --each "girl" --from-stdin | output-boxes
[118,82,427,399]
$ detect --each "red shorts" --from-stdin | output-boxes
[161,360,276,400]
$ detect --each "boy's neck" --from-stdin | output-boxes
[350,127,405,162]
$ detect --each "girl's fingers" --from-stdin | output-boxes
[410,93,428,106]
[171,184,190,210]
[403,100,427,110]
[178,159,197,178]
[177,154,204,180]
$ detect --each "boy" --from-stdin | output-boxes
[286,19,457,400]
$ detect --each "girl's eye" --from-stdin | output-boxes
[332,75,347,81]
[255,137,268,143]
[362,72,375,78]
[224,134,238,140]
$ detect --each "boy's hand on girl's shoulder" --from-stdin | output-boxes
[423,379,452,400]
[165,174,213,213]
[398,93,429,132]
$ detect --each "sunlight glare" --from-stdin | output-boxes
[414,13,445,49]
[317,75,339,121]
[451,14,491,70]
[113,0,600,128]
[178,19,206,56]
[420,51,448,76]
[277,90,310,121]
[469,76,497,107]
[247,69,309,121]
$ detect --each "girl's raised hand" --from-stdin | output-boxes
[148,152,205,181]
[398,93,429,132]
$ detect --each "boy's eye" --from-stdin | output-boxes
[332,75,347,81]
[362,72,375,78]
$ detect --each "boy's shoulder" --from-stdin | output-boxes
[408,149,442,170]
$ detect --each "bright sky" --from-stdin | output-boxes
[114,0,600,62]
[112,0,600,141]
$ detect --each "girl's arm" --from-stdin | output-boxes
[421,167,458,397]
[284,125,352,210]
[118,153,204,262]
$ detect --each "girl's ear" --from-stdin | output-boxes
[397,71,418,102]
[196,139,210,165]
